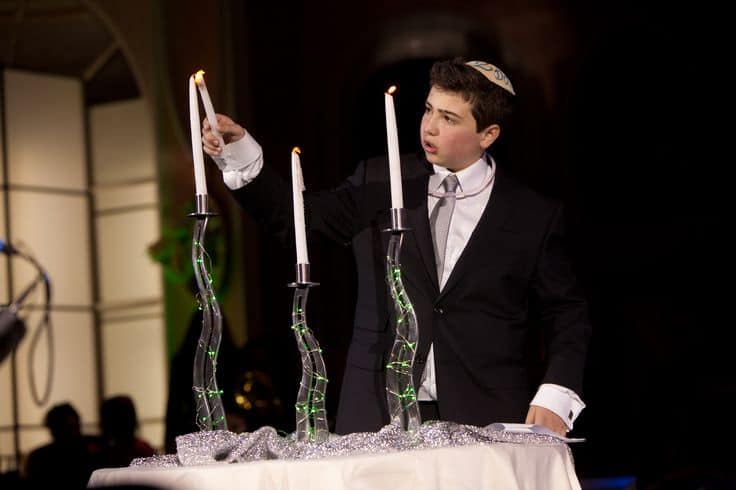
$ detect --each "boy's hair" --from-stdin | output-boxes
[429,58,514,131]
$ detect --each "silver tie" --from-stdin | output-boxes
[429,174,459,284]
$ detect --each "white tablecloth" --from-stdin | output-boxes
[88,442,581,490]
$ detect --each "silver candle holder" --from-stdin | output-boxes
[383,207,421,432]
[287,263,328,443]
[188,194,227,431]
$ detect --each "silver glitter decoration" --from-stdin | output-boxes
[130,454,180,468]
[130,421,572,469]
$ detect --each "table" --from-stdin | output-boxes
[88,442,581,489]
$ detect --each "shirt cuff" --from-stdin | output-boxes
[219,131,263,190]
[529,383,585,430]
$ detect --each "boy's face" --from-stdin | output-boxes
[420,86,498,171]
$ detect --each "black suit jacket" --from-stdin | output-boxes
[231,153,591,434]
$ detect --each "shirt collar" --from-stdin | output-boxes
[429,154,492,193]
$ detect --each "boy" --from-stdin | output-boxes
[202,58,590,436]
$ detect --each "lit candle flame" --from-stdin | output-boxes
[292,146,301,154]
[387,85,397,95]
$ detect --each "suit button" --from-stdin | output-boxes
[433,306,445,315]
[415,355,426,365]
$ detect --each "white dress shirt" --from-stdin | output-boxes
[217,137,585,429]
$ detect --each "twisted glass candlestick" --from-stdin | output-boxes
[190,195,227,431]
[384,208,421,433]
[288,264,328,443]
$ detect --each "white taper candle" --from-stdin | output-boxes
[194,70,225,149]
[384,86,403,209]
[291,147,309,264]
[189,75,207,195]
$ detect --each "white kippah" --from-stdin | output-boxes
[465,60,515,95]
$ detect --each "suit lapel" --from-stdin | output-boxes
[437,168,514,301]
[398,158,438,296]
[394,156,439,298]
[405,195,439,294]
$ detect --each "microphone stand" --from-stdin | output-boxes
[0,256,48,365]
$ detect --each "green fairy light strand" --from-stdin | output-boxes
[385,233,421,433]
[191,217,228,432]
[291,287,329,443]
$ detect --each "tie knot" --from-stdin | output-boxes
[442,174,459,194]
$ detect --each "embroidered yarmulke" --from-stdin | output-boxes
[466,60,515,95]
